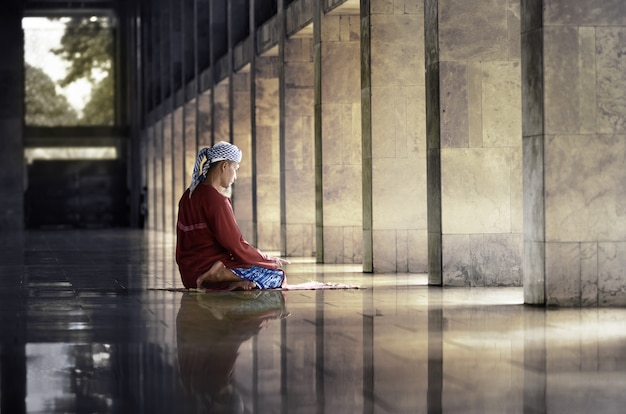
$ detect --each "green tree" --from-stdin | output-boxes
[24,62,79,126]
[52,16,114,125]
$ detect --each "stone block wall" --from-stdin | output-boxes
[522,0,626,306]
[427,0,523,286]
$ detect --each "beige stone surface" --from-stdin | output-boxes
[544,0,626,26]
[172,108,185,197]
[441,147,514,234]
[544,134,626,242]
[184,100,197,186]
[372,157,425,229]
[322,164,362,227]
[162,116,174,233]
[214,81,229,143]
[596,27,626,135]
[197,92,212,147]
[370,14,422,87]
[545,242,581,306]
[598,242,626,306]
[439,0,509,62]
[482,61,521,148]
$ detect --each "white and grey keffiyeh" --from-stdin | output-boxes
[189,141,242,197]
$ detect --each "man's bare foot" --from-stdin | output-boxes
[226,280,257,291]
[197,261,242,288]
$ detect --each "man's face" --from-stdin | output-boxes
[221,161,239,188]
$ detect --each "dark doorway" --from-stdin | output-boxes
[25,160,128,229]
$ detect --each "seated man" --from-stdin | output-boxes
[176,141,288,290]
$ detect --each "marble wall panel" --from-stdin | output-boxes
[543,0,626,26]
[144,127,155,230]
[321,42,360,103]
[521,28,544,138]
[213,81,230,143]
[285,223,316,257]
[371,229,426,273]
[470,234,523,286]
[162,115,174,233]
[442,234,470,287]
[184,100,197,187]
[596,27,626,135]
[408,230,428,272]
[544,134,626,242]
[543,27,581,135]
[232,72,253,242]
[439,0,509,62]
[581,242,598,306]
[153,121,164,231]
[324,226,362,264]
[322,164,362,227]
[545,243,581,306]
[255,59,280,251]
[440,62,468,148]
[197,92,212,147]
[173,108,185,197]
[370,14,422,87]
[372,157,424,229]
[441,147,514,234]
[598,242,626,306]
[483,61,522,148]
[285,62,314,117]
[444,233,522,287]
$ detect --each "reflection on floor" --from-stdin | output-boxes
[1,229,626,413]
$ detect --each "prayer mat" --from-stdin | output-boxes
[148,281,363,292]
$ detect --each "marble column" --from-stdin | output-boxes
[184,100,197,189]
[0,3,24,230]
[284,36,316,257]
[232,69,254,242]
[522,0,626,306]
[315,8,363,264]
[361,0,428,272]
[197,91,213,147]
[154,119,165,231]
[255,55,281,252]
[173,107,185,211]
[425,0,523,286]
[162,114,174,233]
[145,126,155,230]
[213,79,230,144]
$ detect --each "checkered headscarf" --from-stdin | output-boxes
[189,141,242,197]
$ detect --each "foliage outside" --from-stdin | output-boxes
[24,16,114,126]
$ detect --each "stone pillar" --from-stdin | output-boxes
[0,3,24,230]
[162,114,174,233]
[361,0,428,272]
[425,0,523,286]
[255,55,281,252]
[145,125,155,230]
[154,119,165,231]
[184,100,197,189]
[315,8,363,264]
[173,107,185,201]
[284,36,316,257]
[198,91,212,147]
[522,1,626,306]
[214,80,230,144]
[232,70,254,241]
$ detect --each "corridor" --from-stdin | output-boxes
[1,230,625,413]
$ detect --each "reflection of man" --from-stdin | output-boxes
[176,291,288,413]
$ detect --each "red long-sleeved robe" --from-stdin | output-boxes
[176,183,279,288]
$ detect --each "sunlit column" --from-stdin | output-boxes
[361,0,427,273]
[255,55,281,252]
[425,0,523,286]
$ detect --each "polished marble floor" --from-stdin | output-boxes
[1,229,626,414]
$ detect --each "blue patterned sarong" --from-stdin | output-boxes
[231,266,284,289]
